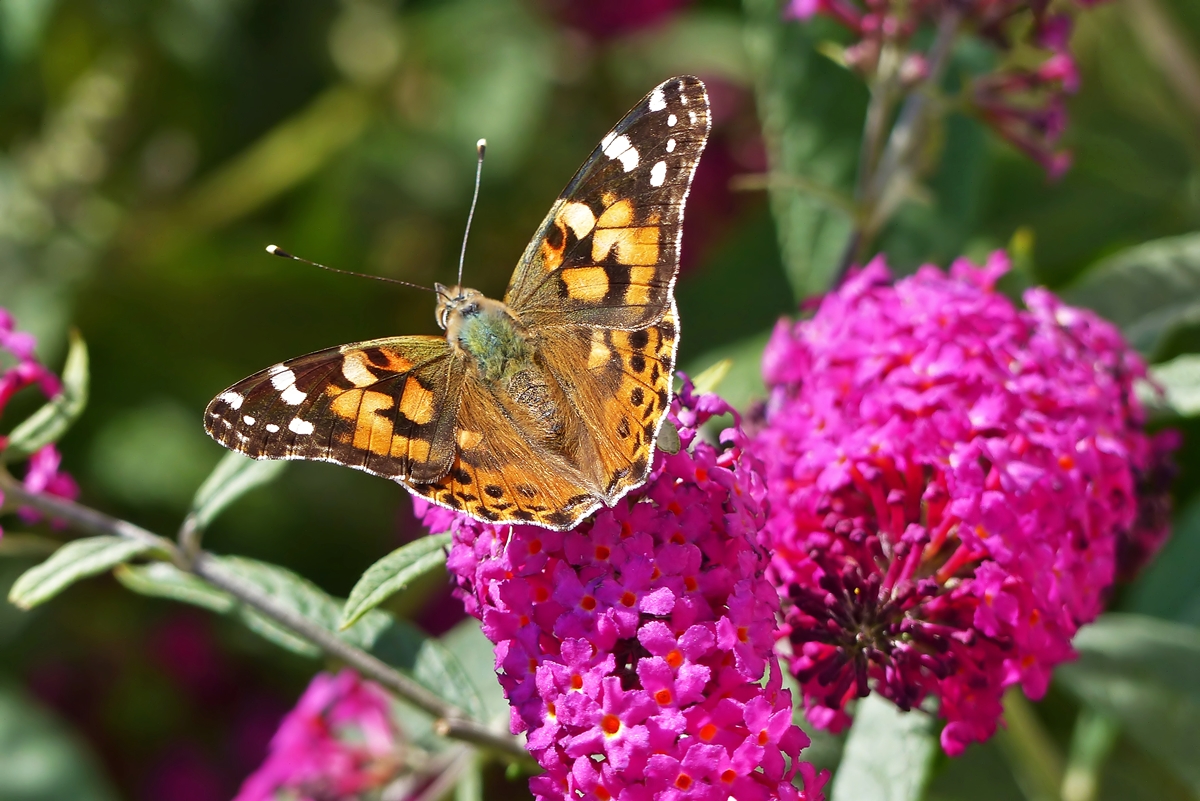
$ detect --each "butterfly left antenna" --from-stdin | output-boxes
[265,245,444,297]
[456,139,487,289]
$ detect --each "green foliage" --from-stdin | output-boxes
[829,694,939,801]
[3,330,88,463]
[742,0,862,297]
[1063,233,1200,356]
[8,536,154,610]
[340,532,452,630]
[186,450,287,534]
[1056,614,1200,794]
[0,682,118,801]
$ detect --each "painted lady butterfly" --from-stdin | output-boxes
[205,76,710,530]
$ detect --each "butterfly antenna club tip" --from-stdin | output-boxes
[456,139,487,288]
[265,244,292,259]
[264,243,436,293]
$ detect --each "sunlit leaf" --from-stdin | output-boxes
[1147,353,1200,416]
[8,536,154,610]
[829,694,938,801]
[340,533,451,630]
[113,561,235,613]
[1062,233,1200,356]
[187,450,287,533]
[1056,613,1200,793]
[0,682,119,801]
[4,330,88,462]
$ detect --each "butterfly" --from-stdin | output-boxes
[204,76,710,530]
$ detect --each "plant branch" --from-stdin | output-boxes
[834,6,964,283]
[0,472,529,762]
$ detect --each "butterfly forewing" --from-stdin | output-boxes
[504,76,710,332]
[204,337,463,483]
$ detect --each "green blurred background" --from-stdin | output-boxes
[1,0,1199,798]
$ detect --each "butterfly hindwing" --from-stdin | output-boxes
[408,374,602,528]
[534,302,679,502]
[204,337,464,484]
[504,76,710,331]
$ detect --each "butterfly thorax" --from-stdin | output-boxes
[436,284,531,383]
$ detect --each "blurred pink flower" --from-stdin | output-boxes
[755,253,1174,755]
[784,0,1104,177]
[234,670,403,801]
[0,309,78,537]
[417,382,825,801]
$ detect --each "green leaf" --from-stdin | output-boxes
[8,536,154,610]
[1123,495,1200,625]
[441,618,509,728]
[1147,353,1200,416]
[340,532,451,630]
[690,358,733,396]
[113,561,235,613]
[216,555,391,657]
[187,450,287,532]
[1061,233,1200,356]
[829,694,938,801]
[4,330,88,462]
[742,0,862,298]
[1056,613,1200,794]
[683,328,772,413]
[0,682,119,801]
[367,617,486,723]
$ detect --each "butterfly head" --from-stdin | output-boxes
[434,283,484,330]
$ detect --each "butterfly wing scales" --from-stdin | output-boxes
[408,376,602,529]
[204,337,463,484]
[534,302,679,502]
[504,76,710,332]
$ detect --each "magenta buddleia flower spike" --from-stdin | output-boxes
[417,381,826,801]
[756,254,1175,755]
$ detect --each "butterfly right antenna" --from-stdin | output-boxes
[456,139,486,290]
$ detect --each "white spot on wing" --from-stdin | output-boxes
[600,132,616,152]
[650,161,667,187]
[618,147,638,172]
[289,418,314,435]
[218,391,244,410]
[269,368,296,390]
[265,423,280,433]
[243,415,256,425]
[281,385,307,405]
[649,87,666,112]
[689,111,697,125]
[603,134,639,172]
[667,114,677,127]
[267,364,287,376]
[666,138,676,152]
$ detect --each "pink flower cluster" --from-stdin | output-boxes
[784,0,1103,177]
[234,670,404,801]
[755,253,1174,755]
[417,383,824,801]
[0,309,78,536]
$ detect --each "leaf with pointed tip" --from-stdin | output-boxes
[4,331,89,462]
[8,536,153,610]
[187,451,286,533]
[340,533,451,630]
